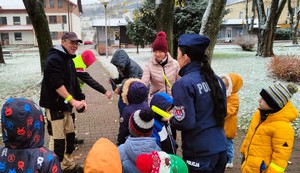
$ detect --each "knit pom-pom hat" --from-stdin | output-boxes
[135,151,189,173]
[260,82,298,111]
[152,31,168,53]
[129,108,154,137]
[81,50,96,67]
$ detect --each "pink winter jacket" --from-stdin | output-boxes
[141,53,180,98]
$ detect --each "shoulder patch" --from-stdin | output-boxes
[173,106,185,121]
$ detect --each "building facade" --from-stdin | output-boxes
[220,0,299,42]
[0,0,81,46]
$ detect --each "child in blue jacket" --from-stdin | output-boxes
[150,92,177,154]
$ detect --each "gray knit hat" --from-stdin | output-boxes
[260,82,296,110]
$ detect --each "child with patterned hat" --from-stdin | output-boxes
[136,150,188,173]
[0,98,62,172]
[240,82,299,173]
[118,108,161,173]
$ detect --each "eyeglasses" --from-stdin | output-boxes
[65,40,80,46]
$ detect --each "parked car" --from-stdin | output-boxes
[84,40,93,45]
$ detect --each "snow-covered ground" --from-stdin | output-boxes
[1,43,299,133]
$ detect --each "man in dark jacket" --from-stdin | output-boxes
[110,49,143,115]
[40,32,87,173]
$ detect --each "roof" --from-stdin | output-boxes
[0,25,33,31]
[226,0,245,6]
[0,0,25,9]
[92,18,128,27]
[0,0,77,10]
[222,19,259,27]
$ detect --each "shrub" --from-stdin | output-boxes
[234,34,257,51]
[97,44,114,56]
[275,28,291,40]
[268,55,300,83]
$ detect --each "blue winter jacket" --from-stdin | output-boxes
[170,61,227,158]
[118,136,161,173]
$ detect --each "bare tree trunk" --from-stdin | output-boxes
[23,0,53,73]
[293,10,300,44]
[200,0,227,62]
[245,0,249,32]
[250,0,256,33]
[288,0,296,43]
[256,0,287,57]
[290,0,300,44]
[0,43,4,64]
[155,0,175,57]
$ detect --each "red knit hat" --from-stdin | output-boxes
[152,31,168,53]
[81,50,96,67]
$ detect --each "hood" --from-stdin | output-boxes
[122,78,149,105]
[110,49,130,68]
[124,137,159,163]
[266,101,299,122]
[1,98,44,149]
[220,73,243,96]
[84,138,122,173]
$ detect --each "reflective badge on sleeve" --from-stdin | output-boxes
[173,106,185,121]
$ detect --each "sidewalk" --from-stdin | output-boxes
[71,58,120,165]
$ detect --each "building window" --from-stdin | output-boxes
[62,15,67,24]
[49,16,57,24]
[26,16,32,24]
[50,0,54,8]
[50,32,58,39]
[58,0,63,8]
[0,17,7,25]
[13,17,21,25]
[239,11,243,19]
[14,32,22,41]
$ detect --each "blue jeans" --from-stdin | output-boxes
[226,138,234,163]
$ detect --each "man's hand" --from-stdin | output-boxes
[105,90,113,99]
[70,99,88,113]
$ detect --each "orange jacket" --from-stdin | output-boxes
[84,138,122,173]
[240,101,298,173]
[221,73,243,139]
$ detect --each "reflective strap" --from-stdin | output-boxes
[162,72,172,89]
[73,55,87,69]
[269,162,285,172]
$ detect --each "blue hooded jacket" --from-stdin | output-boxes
[150,92,177,154]
[0,98,62,173]
[118,136,160,173]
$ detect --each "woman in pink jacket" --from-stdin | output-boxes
[141,31,180,99]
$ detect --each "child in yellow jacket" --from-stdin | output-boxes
[240,82,298,173]
[220,73,243,168]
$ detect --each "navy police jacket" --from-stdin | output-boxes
[170,61,227,158]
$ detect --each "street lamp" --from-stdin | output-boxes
[100,0,111,58]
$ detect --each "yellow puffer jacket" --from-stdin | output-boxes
[222,73,243,139]
[240,101,298,173]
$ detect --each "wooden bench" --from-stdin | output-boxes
[3,51,12,57]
